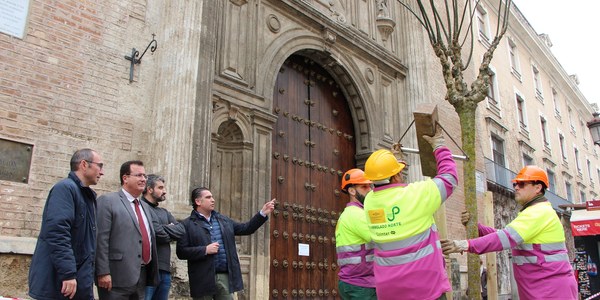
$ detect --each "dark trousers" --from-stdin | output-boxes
[98,266,147,300]
[192,273,232,300]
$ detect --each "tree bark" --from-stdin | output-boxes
[458,105,481,300]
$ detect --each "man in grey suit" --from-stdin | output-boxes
[96,160,158,299]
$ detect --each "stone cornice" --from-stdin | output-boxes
[542,157,557,168]
[273,0,408,78]
[485,116,508,134]
[518,139,535,153]
[508,2,593,113]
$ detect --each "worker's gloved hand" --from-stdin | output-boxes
[422,125,445,151]
[461,211,470,227]
[440,239,468,255]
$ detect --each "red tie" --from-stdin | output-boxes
[133,199,150,264]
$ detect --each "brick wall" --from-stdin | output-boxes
[0,0,158,237]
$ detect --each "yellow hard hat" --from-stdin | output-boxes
[364,149,405,181]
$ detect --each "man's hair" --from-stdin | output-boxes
[537,181,547,195]
[144,174,165,194]
[119,160,144,185]
[70,148,95,171]
[190,187,210,209]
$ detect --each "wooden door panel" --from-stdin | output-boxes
[271,57,310,298]
[271,55,356,299]
[308,61,356,293]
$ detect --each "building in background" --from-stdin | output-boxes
[474,1,599,298]
[0,1,465,298]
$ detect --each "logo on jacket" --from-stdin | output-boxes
[387,206,400,222]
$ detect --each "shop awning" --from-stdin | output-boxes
[570,209,600,236]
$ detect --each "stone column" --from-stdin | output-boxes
[146,1,218,215]
[393,3,436,180]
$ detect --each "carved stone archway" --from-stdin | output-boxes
[257,33,376,158]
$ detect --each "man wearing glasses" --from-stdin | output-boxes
[96,160,159,299]
[29,148,104,300]
[441,166,577,300]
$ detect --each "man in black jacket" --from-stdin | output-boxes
[142,174,185,300]
[176,187,275,300]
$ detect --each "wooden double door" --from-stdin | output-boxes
[270,54,356,299]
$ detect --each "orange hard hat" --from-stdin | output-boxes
[341,169,372,191]
[512,165,549,188]
[364,149,406,181]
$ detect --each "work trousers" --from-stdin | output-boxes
[338,280,377,300]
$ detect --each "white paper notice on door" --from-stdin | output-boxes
[298,243,309,256]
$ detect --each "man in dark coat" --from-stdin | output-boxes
[28,148,104,300]
[177,187,275,299]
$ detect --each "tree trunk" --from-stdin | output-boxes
[458,105,481,300]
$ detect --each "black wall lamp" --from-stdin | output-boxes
[588,111,600,146]
[124,34,158,82]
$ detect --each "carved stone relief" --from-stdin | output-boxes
[365,68,375,84]
[322,27,336,53]
[267,14,281,33]
[377,0,390,18]
[220,1,253,85]
[309,0,348,24]
[229,0,248,6]
[376,0,395,42]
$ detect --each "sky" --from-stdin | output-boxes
[511,0,600,108]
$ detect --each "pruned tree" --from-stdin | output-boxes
[396,0,512,298]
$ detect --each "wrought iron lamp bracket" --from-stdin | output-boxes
[124,34,158,82]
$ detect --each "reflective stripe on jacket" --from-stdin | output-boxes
[364,146,457,300]
[468,200,577,300]
[336,202,375,288]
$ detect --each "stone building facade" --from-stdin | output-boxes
[4,0,594,299]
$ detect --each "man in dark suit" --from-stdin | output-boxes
[96,160,158,299]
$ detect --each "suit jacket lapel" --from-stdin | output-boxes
[119,190,142,234]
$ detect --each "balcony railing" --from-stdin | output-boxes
[485,158,571,213]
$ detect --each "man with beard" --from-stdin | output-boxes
[335,169,376,300]
[142,174,185,300]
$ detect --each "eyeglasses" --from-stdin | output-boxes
[512,181,537,189]
[128,173,148,179]
[86,161,104,169]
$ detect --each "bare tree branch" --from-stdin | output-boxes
[396,1,429,29]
